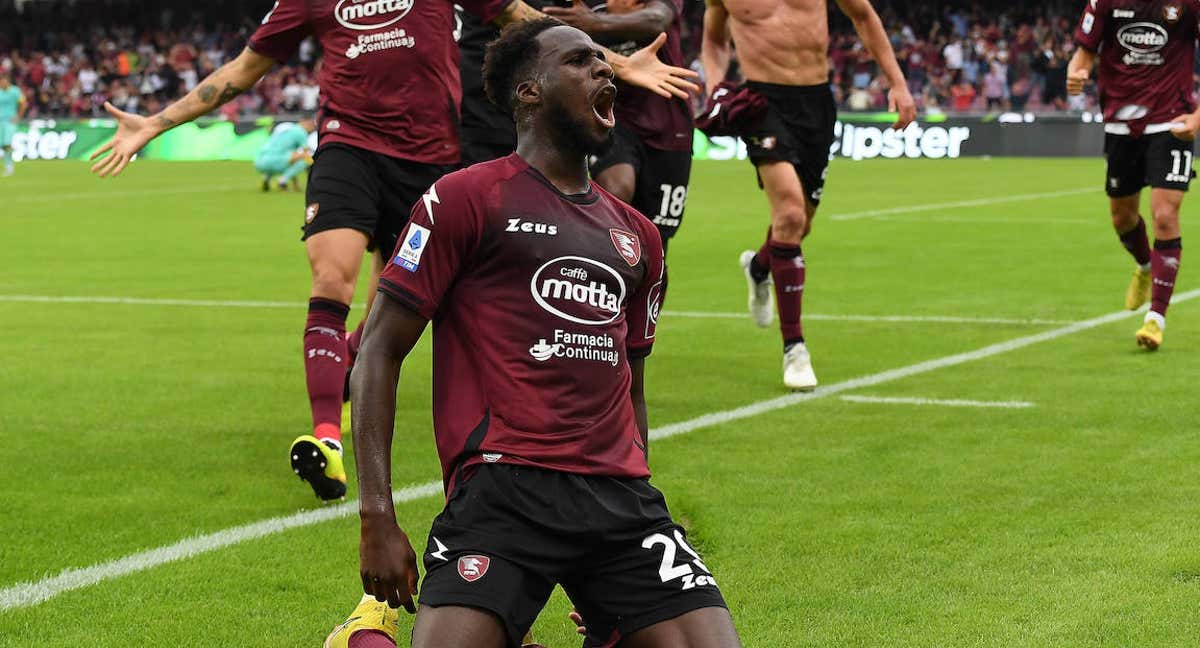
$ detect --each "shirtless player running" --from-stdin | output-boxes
[700,0,915,389]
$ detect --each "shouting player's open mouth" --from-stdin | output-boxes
[592,83,617,129]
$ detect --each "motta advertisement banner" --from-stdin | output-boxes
[13,115,1106,163]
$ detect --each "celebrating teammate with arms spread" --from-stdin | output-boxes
[326,19,739,648]
[700,0,915,390]
[1069,0,1197,349]
[88,0,697,502]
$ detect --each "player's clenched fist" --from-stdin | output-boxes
[1067,69,1089,96]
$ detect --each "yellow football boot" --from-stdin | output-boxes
[1125,267,1152,310]
[290,434,347,501]
[325,595,399,648]
[1135,318,1164,351]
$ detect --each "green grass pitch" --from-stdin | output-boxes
[1,156,1198,646]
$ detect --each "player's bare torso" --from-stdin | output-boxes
[717,0,830,85]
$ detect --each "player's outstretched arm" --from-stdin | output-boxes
[835,0,916,130]
[89,47,276,177]
[543,0,674,44]
[492,0,698,99]
[352,295,430,613]
[1066,48,1096,96]
[700,0,731,95]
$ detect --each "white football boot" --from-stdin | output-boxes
[782,343,818,391]
[739,250,774,327]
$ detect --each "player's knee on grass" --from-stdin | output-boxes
[620,607,742,648]
[411,604,509,648]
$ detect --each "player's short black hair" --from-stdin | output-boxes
[482,17,563,117]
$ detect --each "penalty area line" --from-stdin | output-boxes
[839,395,1035,409]
[2,289,1197,612]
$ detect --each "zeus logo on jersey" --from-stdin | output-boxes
[531,256,627,326]
[394,223,431,271]
[335,0,413,30]
[506,218,559,236]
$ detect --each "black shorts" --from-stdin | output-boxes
[1104,131,1196,197]
[302,143,452,258]
[419,464,727,648]
[591,123,693,241]
[743,81,837,207]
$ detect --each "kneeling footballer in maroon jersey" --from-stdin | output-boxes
[1068,0,1198,349]
[326,19,741,648]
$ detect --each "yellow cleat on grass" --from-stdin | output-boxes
[1125,267,1152,310]
[290,434,347,501]
[1135,318,1164,351]
[325,594,399,648]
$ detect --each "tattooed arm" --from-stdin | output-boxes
[91,47,276,177]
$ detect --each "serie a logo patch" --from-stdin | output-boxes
[394,223,431,272]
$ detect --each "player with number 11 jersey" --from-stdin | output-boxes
[1070,0,1199,349]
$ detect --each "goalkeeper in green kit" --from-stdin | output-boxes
[255,118,315,192]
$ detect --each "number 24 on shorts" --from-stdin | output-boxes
[642,529,718,590]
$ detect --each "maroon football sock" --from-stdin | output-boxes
[348,630,396,648]
[1150,238,1182,316]
[1118,216,1152,267]
[305,298,349,441]
[768,240,805,348]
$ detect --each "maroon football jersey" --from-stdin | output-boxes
[250,0,507,164]
[580,0,694,152]
[377,154,665,487]
[1075,0,1200,136]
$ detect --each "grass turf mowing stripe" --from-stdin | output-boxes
[828,187,1094,221]
[8,184,252,202]
[1,290,1195,612]
[839,395,1035,409]
[0,295,1070,326]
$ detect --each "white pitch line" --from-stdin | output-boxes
[0,296,1069,326]
[839,395,1035,409]
[666,311,1072,326]
[829,187,1094,221]
[2,288,1197,612]
[8,184,253,203]
[649,288,1200,442]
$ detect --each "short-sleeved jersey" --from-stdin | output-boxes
[0,86,22,121]
[262,123,310,156]
[1075,0,1200,136]
[377,154,665,487]
[249,0,508,165]
[582,0,693,152]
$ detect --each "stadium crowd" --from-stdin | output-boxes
[0,0,1118,119]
